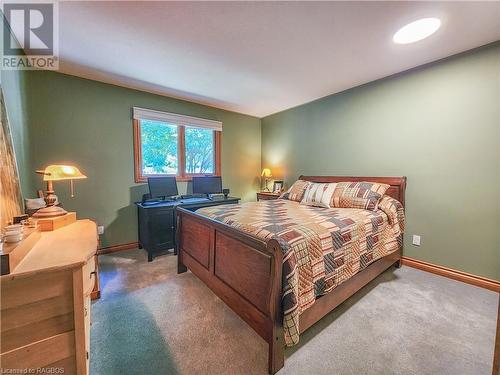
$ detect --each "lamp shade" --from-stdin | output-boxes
[261,168,272,178]
[40,165,87,181]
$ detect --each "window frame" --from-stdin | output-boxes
[133,119,221,183]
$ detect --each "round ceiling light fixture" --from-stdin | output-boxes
[393,18,441,44]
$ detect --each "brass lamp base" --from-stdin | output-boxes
[33,205,68,218]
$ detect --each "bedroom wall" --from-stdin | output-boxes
[261,43,500,280]
[1,68,32,198]
[24,71,261,247]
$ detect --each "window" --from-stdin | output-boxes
[140,120,178,175]
[133,107,221,182]
[185,127,215,174]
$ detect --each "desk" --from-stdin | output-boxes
[136,196,240,261]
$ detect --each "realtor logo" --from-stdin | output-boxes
[2,1,58,70]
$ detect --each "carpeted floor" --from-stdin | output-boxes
[90,249,498,375]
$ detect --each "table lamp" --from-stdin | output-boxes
[261,168,272,192]
[33,164,87,218]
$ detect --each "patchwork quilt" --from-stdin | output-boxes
[196,197,404,346]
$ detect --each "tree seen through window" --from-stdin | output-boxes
[140,120,178,175]
[185,127,214,174]
[139,120,216,177]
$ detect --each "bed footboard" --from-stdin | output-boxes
[176,207,284,373]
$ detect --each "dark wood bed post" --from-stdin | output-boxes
[176,214,188,274]
[395,176,406,269]
[267,239,284,374]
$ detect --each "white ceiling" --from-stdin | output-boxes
[54,1,500,117]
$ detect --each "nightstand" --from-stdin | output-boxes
[256,192,281,201]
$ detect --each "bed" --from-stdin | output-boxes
[176,175,406,373]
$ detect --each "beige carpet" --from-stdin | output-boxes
[90,249,498,375]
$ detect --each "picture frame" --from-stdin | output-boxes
[273,180,284,193]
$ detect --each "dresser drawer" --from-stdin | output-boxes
[82,258,96,294]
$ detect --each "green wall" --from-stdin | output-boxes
[25,71,261,247]
[0,19,32,197]
[1,68,32,198]
[262,44,500,280]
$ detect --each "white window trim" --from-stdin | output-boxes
[133,107,222,131]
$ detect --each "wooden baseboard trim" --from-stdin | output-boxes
[97,241,139,255]
[401,256,500,292]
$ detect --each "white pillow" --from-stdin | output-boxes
[300,183,337,208]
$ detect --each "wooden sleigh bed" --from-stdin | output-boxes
[176,176,406,374]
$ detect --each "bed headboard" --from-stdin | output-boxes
[298,176,407,207]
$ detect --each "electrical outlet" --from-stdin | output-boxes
[97,225,104,235]
[412,235,421,246]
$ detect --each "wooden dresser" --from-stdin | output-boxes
[0,220,98,374]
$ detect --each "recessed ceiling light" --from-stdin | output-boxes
[393,18,441,44]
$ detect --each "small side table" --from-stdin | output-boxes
[256,192,281,201]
